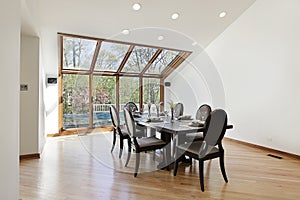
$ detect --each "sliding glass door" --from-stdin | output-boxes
[93,76,116,127]
[62,74,90,129]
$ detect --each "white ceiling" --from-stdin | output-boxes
[21,0,256,48]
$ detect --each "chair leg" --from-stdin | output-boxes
[111,129,116,153]
[153,150,156,161]
[199,160,204,192]
[219,153,228,183]
[125,139,131,167]
[134,152,140,177]
[173,160,179,176]
[189,157,192,164]
[119,138,124,158]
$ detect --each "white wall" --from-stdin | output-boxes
[0,0,20,199]
[20,35,40,155]
[165,46,226,117]
[40,29,59,134]
[39,46,46,153]
[206,0,300,155]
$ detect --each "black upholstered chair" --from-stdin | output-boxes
[185,104,212,142]
[174,102,184,119]
[124,101,147,133]
[109,105,144,158]
[195,104,212,121]
[124,108,167,177]
[174,109,229,192]
[124,102,138,113]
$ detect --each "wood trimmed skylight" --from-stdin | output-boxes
[59,32,192,79]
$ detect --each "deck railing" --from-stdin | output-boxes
[64,103,151,129]
[93,103,145,112]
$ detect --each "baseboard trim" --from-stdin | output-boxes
[20,153,40,160]
[224,137,300,160]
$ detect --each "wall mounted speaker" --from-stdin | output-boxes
[164,82,171,87]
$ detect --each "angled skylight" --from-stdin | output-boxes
[63,37,97,70]
[122,46,158,73]
[145,49,179,74]
[60,33,191,77]
[94,42,130,72]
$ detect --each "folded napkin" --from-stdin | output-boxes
[177,115,192,120]
[143,117,163,123]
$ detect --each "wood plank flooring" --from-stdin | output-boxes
[19,132,300,200]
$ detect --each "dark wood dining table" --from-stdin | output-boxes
[135,115,233,170]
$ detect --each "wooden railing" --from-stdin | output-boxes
[93,103,145,112]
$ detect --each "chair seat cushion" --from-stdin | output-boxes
[120,129,130,137]
[135,129,146,138]
[137,137,166,149]
[177,141,219,158]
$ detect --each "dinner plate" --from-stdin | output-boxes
[133,113,141,118]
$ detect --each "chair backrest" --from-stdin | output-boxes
[123,107,136,137]
[195,104,212,121]
[125,102,138,113]
[199,109,227,157]
[109,105,120,127]
[174,103,184,118]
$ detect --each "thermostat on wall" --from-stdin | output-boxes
[47,77,57,85]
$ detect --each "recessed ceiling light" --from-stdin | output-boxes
[122,29,130,35]
[171,12,180,20]
[219,11,227,18]
[157,35,164,41]
[132,3,141,11]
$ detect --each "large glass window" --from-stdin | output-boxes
[119,77,140,110]
[59,33,191,133]
[143,78,160,113]
[143,78,160,104]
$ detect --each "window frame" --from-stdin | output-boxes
[58,32,192,134]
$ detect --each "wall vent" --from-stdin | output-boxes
[267,154,282,159]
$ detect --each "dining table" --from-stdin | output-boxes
[134,114,233,170]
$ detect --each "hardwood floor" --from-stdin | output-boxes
[20,132,300,200]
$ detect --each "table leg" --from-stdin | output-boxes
[157,131,172,170]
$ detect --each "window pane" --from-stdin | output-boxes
[122,46,157,73]
[119,77,140,110]
[63,74,90,129]
[145,50,179,74]
[143,78,161,114]
[143,78,160,104]
[94,42,130,72]
[63,37,97,70]
[93,76,116,127]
